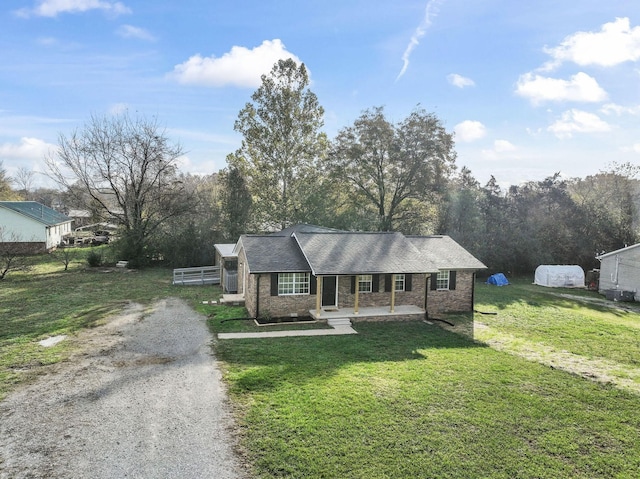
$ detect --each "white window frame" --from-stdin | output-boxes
[395,274,405,292]
[278,272,310,295]
[358,274,372,293]
[436,270,450,290]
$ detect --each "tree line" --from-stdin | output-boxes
[1,58,637,274]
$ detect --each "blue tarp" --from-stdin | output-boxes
[486,273,509,286]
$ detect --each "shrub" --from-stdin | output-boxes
[86,250,103,267]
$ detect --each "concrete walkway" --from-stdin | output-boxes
[217,325,358,339]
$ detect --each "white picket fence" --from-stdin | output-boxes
[172,266,220,285]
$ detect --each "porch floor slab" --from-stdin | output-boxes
[220,294,245,305]
[309,304,425,320]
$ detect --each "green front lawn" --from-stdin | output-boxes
[4,255,640,478]
[212,281,640,478]
[473,279,640,371]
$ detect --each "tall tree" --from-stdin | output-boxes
[220,163,252,240]
[14,167,35,200]
[230,59,327,230]
[569,163,640,255]
[46,113,195,265]
[439,166,484,255]
[329,106,456,232]
[0,161,19,200]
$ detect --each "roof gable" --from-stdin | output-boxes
[0,201,71,226]
[596,243,640,260]
[240,235,310,273]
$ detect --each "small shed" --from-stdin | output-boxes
[596,244,640,299]
[534,265,585,288]
[214,243,238,293]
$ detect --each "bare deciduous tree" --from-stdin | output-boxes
[46,113,195,265]
[0,228,32,279]
[14,167,35,200]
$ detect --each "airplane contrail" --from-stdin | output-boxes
[396,0,444,81]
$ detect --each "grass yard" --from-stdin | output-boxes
[4,255,640,478]
[471,279,640,392]
[212,279,640,479]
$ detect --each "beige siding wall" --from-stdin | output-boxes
[598,248,640,298]
[426,271,475,316]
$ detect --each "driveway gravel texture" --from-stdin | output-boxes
[0,298,248,479]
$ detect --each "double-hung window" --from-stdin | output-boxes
[395,274,405,292]
[436,270,450,290]
[278,272,310,295]
[358,274,373,293]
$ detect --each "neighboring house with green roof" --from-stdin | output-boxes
[232,225,486,322]
[0,201,73,252]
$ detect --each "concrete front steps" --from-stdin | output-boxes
[327,317,353,328]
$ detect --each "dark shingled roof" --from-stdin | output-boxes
[237,226,486,275]
[239,235,311,273]
[293,231,439,275]
[406,235,487,270]
[0,201,71,226]
[271,224,342,236]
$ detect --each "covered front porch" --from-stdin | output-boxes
[309,304,425,322]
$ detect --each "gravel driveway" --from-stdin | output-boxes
[0,298,247,479]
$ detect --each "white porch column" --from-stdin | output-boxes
[316,275,322,317]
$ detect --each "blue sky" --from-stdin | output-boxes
[1,0,639,189]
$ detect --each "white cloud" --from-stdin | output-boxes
[620,144,640,154]
[0,137,56,160]
[170,39,302,88]
[396,0,443,81]
[542,17,640,71]
[16,0,131,18]
[600,103,640,116]
[454,120,486,142]
[481,140,517,160]
[547,109,611,139]
[493,139,516,153]
[108,103,129,115]
[117,25,156,42]
[447,73,475,88]
[515,72,608,105]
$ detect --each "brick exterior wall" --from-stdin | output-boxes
[426,271,475,316]
[254,273,317,319]
[237,243,477,319]
[336,274,426,310]
[1,241,48,254]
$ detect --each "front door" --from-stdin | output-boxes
[322,276,338,308]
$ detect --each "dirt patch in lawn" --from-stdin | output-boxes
[474,322,640,394]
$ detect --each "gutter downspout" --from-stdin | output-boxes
[424,274,429,320]
[471,272,476,311]
[255,275,260,319]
